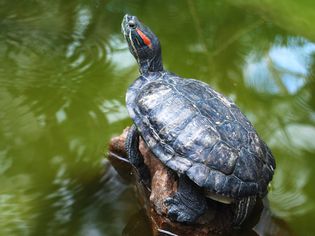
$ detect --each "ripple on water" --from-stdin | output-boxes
[0,3,113,92]
[0,174,38,236]
[269,123,315,153]
[63,5,113,80]
[0,88,42,142]
[269,159,314,219]
[0,18,67,90]
[65,35,110,78]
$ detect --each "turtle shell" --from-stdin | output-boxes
[126,72,275,199]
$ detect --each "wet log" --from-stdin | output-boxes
[108,128,293,236]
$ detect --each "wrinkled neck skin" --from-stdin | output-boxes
[138,53,164,75]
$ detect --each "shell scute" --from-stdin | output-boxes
[166,155,193,174]
[230,106,254,132]
[138,83,173,114]
[222,176,241,196]
[207,142,238,175]
[218,121,249,149]
[202,98,235,125]
[172,116,220,163]
[180,80,213,102]
[186,163,211,187]
[234,148,262,182]
[238,182,259,198]
[204,170,229,194]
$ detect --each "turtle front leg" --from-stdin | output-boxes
[125,124,151,187]
[164,175,207,224]
[233,196,256,226]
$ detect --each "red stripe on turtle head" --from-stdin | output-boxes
[136,29,152,49]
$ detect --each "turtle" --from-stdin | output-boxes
[121,14,275,226]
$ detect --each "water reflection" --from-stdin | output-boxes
[0,174,37,236]
[107,35,135,72]
[99,99,129,124]
[270,164,314,219]
[244,38,315,95]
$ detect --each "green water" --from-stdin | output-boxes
[0,0,315,235]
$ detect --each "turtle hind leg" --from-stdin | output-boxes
[233,196,256,227]
[125,124,150,187]
[164,175,207,224]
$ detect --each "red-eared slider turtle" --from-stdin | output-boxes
[122,15,275,226]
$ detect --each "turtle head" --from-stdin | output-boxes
[122,14,163,74]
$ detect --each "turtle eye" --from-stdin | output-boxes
[128,20,136,29]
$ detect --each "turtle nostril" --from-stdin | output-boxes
[128,20,136,29]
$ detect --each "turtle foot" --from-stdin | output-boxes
[164,175,207,224]
[125,124,151,188]
[164,194,200,223]
[233,196,256,226]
